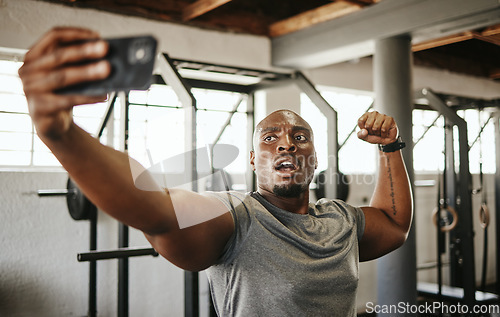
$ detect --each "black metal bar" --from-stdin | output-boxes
[88,210,97,317]
[468,115,492,150]
[417,88,476,308]
[246,93,256,192]
[157,54,200,317]
[152,74,252,94]
[118,93,130,317]
[212,95,245,146]
[412,114,441,148]
[184,271,199,317]
[434,93,500,110]
[37,189,70,196]
[494,114,500,295]
[186,78,252,94]
[77,247,159,262]
[444,117,461,288]
[170,57,290,81]
[97,92,117,138]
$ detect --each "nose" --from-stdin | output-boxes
[277,135,296,153]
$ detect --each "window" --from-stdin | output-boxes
[0,56,111,168]
[126,86,248,176]
[413,108,496,174]
[303,88,497,176]
[301,88,375,174]
[458,109,496,174]
[412,109,445,172]
[0,55,249,177]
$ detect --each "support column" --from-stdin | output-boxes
[374,36,416,313]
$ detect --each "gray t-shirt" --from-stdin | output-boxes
[205,191,365,317]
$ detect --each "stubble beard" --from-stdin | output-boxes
[272,183,308,198]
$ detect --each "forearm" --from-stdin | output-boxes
[40,122,176,234]
[370,150,413,233]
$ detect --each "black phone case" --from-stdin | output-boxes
[56,35,157,95]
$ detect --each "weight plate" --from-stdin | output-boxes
[314,170,350,201]
[66,177,96,221]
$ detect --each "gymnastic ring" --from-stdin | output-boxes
[478,203,490,229]
[432,205,458,232]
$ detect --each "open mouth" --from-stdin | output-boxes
[274,158,298,172]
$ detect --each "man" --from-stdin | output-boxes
[19,27,412,316]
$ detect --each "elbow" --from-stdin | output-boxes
[393,230,408,250]
[394,216,412,249]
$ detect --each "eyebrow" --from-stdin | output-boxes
[259,126,311,134]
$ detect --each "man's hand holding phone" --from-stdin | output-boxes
[18,27,111,139]
[18,27,157,140]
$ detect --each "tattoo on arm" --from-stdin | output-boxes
[387,156,397,216]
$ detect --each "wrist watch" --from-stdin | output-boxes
[378,136,406,153]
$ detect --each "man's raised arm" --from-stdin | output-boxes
[19,27,234,272]
[356,111,413,261]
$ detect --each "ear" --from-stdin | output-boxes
[250,150,256,171]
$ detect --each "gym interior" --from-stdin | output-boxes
[1,0,500,316]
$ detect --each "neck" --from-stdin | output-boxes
[256,187,310,215]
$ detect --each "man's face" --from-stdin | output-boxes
[250,110,317,198]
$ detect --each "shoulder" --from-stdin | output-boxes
[315,198,365,239]
[202,191,263,224]
[203,191,255,213]
[315,198,362,215]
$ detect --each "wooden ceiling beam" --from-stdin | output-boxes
[481,24,500,36]
[412,32,475,52]
[413,23,500,52]
[473,33,500,46]
[182,0,232,21]
[489,68,500,79]
[269,0,362,38]
[344,0,381,5]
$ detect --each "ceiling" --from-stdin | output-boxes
[40,0,500,81]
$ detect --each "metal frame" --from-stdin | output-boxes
[415,88,475,307]
[292,72,338,199]
[156,53,200,317]
[494,112,500,295]
[118,91,130,317]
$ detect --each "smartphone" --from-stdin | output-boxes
[56,35,158,95]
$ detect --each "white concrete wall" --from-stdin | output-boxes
[1,0,500,316]
[0,171,185,317]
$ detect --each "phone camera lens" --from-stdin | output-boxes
[135,48,146,61]
[128,38,153,64]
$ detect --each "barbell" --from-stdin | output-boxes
[38,177,96,221]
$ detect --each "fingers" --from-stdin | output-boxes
[24,27,101,63]
[357,111,398,145]
[19,27,111,105]
[21,59,110,93]
[21,40,108,74]
[19,27,110,139]
[20,26,109,94]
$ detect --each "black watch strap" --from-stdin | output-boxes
[378,136,406,153]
